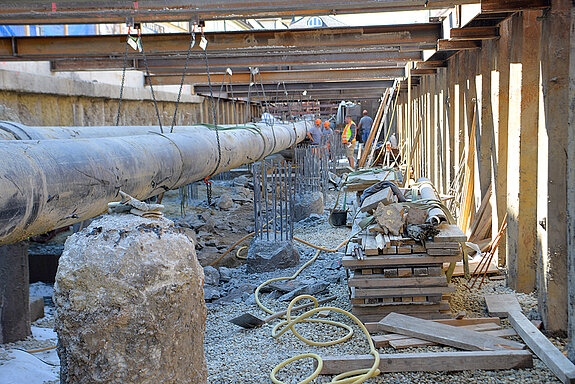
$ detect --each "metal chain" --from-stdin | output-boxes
[170,25,196,133]
[201,27,222,177]
[204,178,213,205]
[115,26,131,126]
[138,27,164,134]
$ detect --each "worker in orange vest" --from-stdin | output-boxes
[342,115,357,168]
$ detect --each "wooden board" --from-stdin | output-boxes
[485,294,522,317]
[426,248,462,256]
[412,244,426,253]
[364,235,379,256]
[433,223,467,242]
[425,241,461,249]
[348,275,447,289]
[487,295,575,384]
[378,313,525,351]
[374,325,514,349]
[342,254,460,268]
[354,286,455,299]
[508,311,575,384]
[448,259,499,276]
[364,317,501,333]
[352,301,450,316]
[355,311,451,323]
[352,299,448,308]
[389,329,517,349]
[318,350,533,375]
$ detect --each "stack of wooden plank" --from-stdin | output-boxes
[343,223,466,322]
[317,313,533,376]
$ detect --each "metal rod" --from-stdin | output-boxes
[279,161,283,242]
[272,160,277,242]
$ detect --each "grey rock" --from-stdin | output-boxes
[218,267,233,282]
[246,239,300,273]
[234,186,252,199]
[54,214,207,384]
[215,283,257,304]
[324,271,342,284]
[326,260,341,270]
[266,290,284,300]
[233,175,249,188]
[264,278,316,293]
[294,192,324,222]
[200,213,216,232]
[278,281,330,302]
[217,194,234,210]
[203,266,220,286]
[196,246,221,266]
[244,294,257,306]
[204,286,221,301]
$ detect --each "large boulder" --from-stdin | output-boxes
[54,214,207,384]
[246,239,300,273]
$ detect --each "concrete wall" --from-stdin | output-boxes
[0,68,258,127]
[396,5,575,338]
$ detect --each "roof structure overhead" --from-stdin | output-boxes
[0,24,441,60]
[0,1,479,24]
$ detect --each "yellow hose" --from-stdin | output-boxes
[270,295,380,384]
[25,345,57,353]
[251,236,378,383]
[236,245,248,259]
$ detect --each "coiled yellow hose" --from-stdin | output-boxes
[252,237,380,383]
[269,295,380,384]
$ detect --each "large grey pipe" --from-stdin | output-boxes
[0,121,309,245]
[0,121,297,140]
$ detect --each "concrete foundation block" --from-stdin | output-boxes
[54,214,207,384]
[246,239,300,273]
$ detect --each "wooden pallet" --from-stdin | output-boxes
[342,254,461,268]
[352,285,455,299]
[354,311,451,323]
[348,273,447,289]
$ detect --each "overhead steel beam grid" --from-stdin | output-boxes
[50,50,422,72]
[0,1,482,24]
[0,24,441,60]
[147,67,406,86]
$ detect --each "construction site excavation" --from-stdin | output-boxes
[1,1,575,383]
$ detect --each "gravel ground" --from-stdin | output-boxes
[0,186,567,384]
[204,189,565,383]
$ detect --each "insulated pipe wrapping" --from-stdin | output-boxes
[0,121,309,245]
[415,177,446,225]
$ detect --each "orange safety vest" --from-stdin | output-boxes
[342,121,357,144]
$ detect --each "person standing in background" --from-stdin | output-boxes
[357,110,373,143]
[307,118,323,145]
[342,115,357,169]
